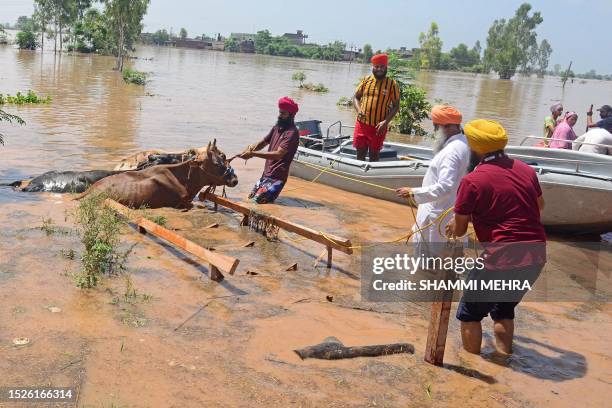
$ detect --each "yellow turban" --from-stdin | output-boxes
[464,119,508,155]
[431,105,462,125]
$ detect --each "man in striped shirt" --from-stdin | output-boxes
[353,53,400,161]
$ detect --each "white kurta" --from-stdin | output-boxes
[411,133,470,245]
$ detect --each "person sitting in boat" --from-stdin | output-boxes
[238,97,300,204]
[543,103,563,147]
[352,53,400,162]
[572,126,612,155]
[446,119,546,356]
[586,104,612,132]
[395,105,470,245]
[549,111,578,149]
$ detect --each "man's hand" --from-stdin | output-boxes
[396,187,412,198]
[445,218,456,238]
[376,120,388,136]
[239,151,254,160]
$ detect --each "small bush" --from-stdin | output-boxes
[336,96,352,107]
[123,69,147,85]
[0,90,51,105]
[16,30,37,50]
[292,71,306,87]
[301,82,329,93]
[73,192,133,288]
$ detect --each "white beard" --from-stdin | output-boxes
[432,132,448,154]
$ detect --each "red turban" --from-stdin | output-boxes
[431,105,463,125]
[278,96,299,114]
[371,54,388,66]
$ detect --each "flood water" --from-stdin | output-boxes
[2,44,612,181]
[1,45,611,407]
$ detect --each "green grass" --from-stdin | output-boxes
[73,192,133,288]
[122,69,147,86]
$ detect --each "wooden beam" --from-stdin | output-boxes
[105,199,239,278]
[199,193,353,255]
[424,247,462,366]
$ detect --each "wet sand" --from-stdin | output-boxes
[0,172,610,407]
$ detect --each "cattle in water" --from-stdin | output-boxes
[77,140,238,209]
[3,170,120,193]
[114,147,208,171]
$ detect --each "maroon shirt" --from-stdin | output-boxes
[262,124,300,182]
[454,154,546,270]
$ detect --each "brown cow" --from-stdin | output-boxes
[78,140,237,209]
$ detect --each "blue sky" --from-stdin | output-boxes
[2,0,611,73]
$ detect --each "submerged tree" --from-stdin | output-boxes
[483,3,545,79]
[362,43,373,63]
[179,27,187,39]
[535,39,552,78]
[103,0,150,71]
[417,22,442,70]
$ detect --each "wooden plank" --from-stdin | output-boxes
[424,247,462,366]
[424,297,452,366]
[199,193,353,255]
[105,199,239,276]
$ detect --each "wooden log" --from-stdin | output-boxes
[294,337,414,360]
[205,223,219,229]
[285,263,298,271]
[209,264,223,282]
[199,193,353,255]
[104,199,239,276]
[326,246,333,268]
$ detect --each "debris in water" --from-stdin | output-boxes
[326,295,334,302]
[294,337,414,360]
[47,306,62,313]
[13,337,30,346]
[247,210,279,240]
[285,263,298,271]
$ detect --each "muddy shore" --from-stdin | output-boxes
[1,168,610,407]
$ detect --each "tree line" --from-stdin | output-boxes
[10,0,150,71]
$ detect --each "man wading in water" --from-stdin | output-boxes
[238,97,300,204]
[353,53,400,162]
[446,119,546,355]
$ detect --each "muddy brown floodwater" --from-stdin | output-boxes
[0,45,611,408]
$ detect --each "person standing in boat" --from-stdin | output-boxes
[446,119,546,356]
[238,97,300,204]
[543,103,563,147]
[549,111,578,149]
[352,53,400,162]
[395,105,470,245]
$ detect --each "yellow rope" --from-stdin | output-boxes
[282,154,478,250]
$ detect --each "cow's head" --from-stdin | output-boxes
[192,139,238,187]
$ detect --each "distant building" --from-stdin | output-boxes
[211,40,225,51]
[231,33,256,42]
[174,38,212,49]
[239,40,255,53]
[342,49,362,62]
[282,30,308,45]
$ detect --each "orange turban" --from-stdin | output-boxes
[431,105,463,125]
[371,54,388,66]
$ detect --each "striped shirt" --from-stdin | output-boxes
[355,74,400,126]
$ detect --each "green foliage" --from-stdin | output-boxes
[16,30,38,50]
[417,22,442,69]
[179,27,187,39]
[103,0,150,71]
[73,8,109,53]
[0,90,51,105]
[483,3,545,79]
[336,96,352,107]
[0,109,26,146]
[122,68,147,85]
[150,28,170,45]
[73,192,132,289]
[224,35,240,52]
[292,71,306,87]
[301,83,329,93]
[387,54,431,135]
[15,15,34,31]
[362,43,373,62]
[535,39,552,78]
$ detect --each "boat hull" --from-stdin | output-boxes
[290,143,612,232]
